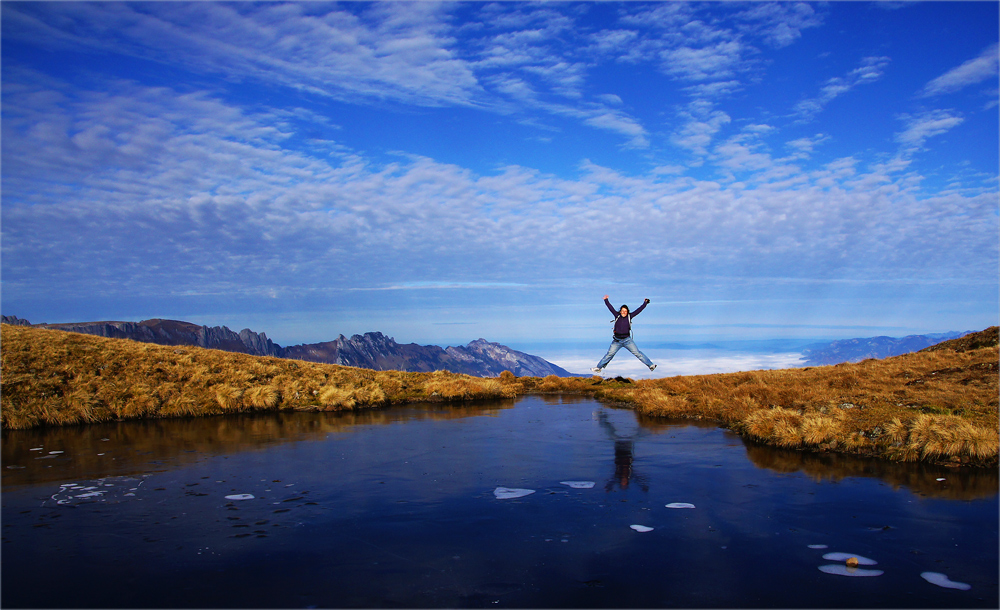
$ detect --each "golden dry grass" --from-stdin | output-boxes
[532,336,998,466]
[0,325,515,430]
[3,324,996,466]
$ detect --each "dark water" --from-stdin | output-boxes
[2,395,997,608]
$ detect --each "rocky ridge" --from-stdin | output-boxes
[1,316,577,378]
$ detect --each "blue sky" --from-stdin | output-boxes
[2,1,997,350]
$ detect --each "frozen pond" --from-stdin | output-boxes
[2,395,997,608]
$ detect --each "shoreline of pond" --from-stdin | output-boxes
[2,324,997,468]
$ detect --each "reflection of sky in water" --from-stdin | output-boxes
[2,396,997,608]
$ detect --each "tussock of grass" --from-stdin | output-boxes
[3,324,996,466]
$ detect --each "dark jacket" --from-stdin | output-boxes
[605,298,646,338]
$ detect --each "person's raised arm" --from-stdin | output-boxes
[604,295,617,315]
[631,298,650,317]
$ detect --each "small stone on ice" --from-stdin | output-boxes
[560,481,595,489]
[819,565,883,577]
[666,503,695,509]
[921,572,971,590]
[822,552,877,565]
[630,525,653,532]
[846,557,859,567]
[225,494,255,501]
[493,487,535,500]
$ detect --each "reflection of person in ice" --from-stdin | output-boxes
[597,410,649,492]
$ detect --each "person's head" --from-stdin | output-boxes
[619,305,629,316]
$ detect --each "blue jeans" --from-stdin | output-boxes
[597,336,653,369]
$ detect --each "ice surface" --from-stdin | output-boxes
[630,525,654,532]
[30,447,43,451]
[921,572,971,590]
[225,494,255,501]
[818,565,884,577]
[936,478,946,481]
[822,552,877,565]
[666,503,696,509]
[808,544,829,549]
[493,487,535,499]
[560,481,595,489]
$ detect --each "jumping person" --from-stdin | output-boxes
[592,295,656,373]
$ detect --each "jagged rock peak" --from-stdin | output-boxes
[1,315,33,326]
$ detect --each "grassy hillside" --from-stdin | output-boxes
[0,324,522,429]
[2,324,996,466]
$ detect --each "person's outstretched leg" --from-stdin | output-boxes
[622,337,654,369]
[595,339,623,370]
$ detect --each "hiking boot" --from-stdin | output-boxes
[591,367,603,373]
[648,364,657,371]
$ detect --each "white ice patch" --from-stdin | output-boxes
[48,451,64,454]
[30,447,43,451]
[225,494,255,501]
[666,503,696,509]
[630,525,654,532]
[560,481,595,489]
[921,572,971,590]
[49,476,147,506]
[822,552,877,565]
[819,565,884,577]
[493,487,535,500]
[808,544,829,549]
[936,478,946,482]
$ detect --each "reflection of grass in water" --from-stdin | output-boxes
[2,324,996,466]
[1,400,516,489]
[743,442,999,501]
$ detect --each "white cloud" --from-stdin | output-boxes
[734,2,824,48]
[547,349,807,378]
[785,134,829,159]
[582,111,649,148]
[793,56,891,122]
[4,2,485,108]
[895,109,965,150]
[661,40,746,82]
[672,101,732,156]
[921,43,999,97]
[713,133,775,173]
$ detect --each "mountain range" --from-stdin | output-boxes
[798,331,973,366]
[0,316,578,378]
